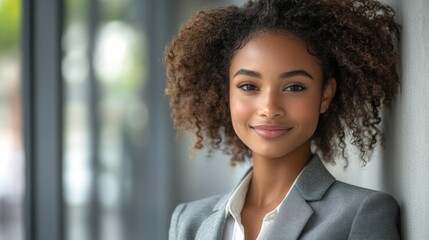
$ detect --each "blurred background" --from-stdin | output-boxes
[0,0,23,239]
[1,0,429,239]
[1,0,247,239]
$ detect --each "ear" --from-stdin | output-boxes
[320,78,336,113]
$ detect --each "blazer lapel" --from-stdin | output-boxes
[266,187,313,240]
[294,155,336,202]
[267,155,336,240]
[195,194,229,240]
[196,167,252,240]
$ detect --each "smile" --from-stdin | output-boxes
[251,125,292,139]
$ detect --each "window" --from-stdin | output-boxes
[18,0,241,239]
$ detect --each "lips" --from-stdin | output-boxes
[251,125,292,139]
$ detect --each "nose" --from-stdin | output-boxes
[257,90,285,118]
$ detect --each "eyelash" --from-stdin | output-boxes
[285,84,306,92]
[237,83,306,92]
[238,83,258,91]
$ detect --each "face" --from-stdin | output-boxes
[229,32,336,160]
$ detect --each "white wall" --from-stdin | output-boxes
[384,0,429,239]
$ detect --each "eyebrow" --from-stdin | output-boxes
[233,68,314,80]
[233,69,262,78]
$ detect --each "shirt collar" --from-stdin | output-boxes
[225,168,304,221]
[225,170,252,221]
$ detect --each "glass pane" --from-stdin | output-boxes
[62,0,91,239]
[62,0,148,239]
[95,1,147,239]
[0,0,24,239]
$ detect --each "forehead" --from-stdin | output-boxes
[230,32,322,79]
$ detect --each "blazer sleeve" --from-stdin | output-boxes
[348,191,400,240]
[169,203,186,240]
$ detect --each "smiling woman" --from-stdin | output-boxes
[165,0,401,239]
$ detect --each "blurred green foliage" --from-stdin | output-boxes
[0,0,21,51]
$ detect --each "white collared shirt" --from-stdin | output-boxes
[222,170,302,240]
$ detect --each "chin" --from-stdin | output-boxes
[252,148,295,160]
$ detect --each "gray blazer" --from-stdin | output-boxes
[169,155,400,240]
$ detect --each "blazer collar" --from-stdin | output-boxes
[195,167,253,239]
[266,155,336,239]
[196,155,335,240]
[195,194,230,240]
[295,154,336,201]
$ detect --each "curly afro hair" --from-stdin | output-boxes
[164,0,400,166]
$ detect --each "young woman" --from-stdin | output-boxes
[165,0,401,239]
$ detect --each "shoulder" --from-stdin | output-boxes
[172,194,225,220]
[300,181,400,239]
[337,182,400,239]
[169,194,228,240]
[326,181,398,209]
[317,181,400,239]
[321,180,399,219]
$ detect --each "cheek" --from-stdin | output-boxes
[288,96,321,124]
[230,95,247,121]
[229,92,254,130]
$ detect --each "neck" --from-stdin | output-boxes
[246,142,311,209]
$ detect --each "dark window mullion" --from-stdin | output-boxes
[22,0,35,238]
[23,0,64,240]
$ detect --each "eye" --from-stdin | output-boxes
[238,83,258,91]
[285,84,306,92]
